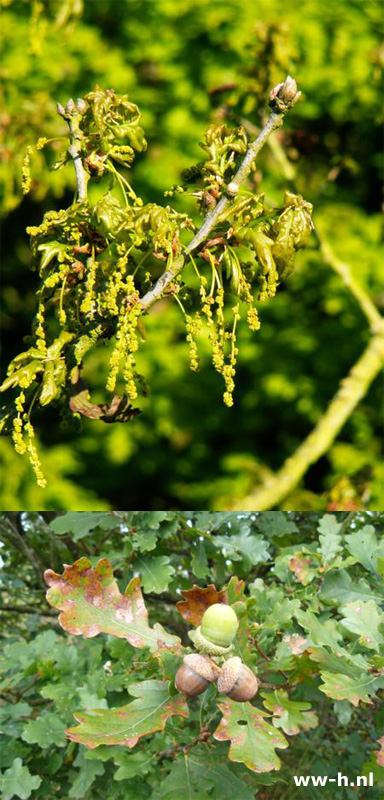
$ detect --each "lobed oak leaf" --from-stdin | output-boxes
[213,699,288,773]
[176,583,227,626]
[44,558,181,653]
[66,679,188,749]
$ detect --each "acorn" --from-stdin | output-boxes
[201,604,239,647]
[175,654,217,697]
[217,657,258,702]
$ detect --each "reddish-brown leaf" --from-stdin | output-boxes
[176,583,227,625]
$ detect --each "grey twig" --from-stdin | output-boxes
[57,98,89,202]
[140,76,300,311]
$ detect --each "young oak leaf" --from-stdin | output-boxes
[213,699,288,773]
[44,558,181,653]
[260,690,318,736]
[66,680,188,749]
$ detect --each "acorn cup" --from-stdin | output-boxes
[217,656,258,702]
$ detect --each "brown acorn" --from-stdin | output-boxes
[217,656,258,702]
[175,654,217,697]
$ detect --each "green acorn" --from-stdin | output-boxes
[189,603,239,656]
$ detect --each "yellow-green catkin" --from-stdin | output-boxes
[185,313,202,371]
[25,421,46,488]
[80,258,98,315]
[106,277,141,398]
[35,300,47,356]
[222,304,240,407]
[12,392,27,455]
[200,277,224,374]
[240,275,260,331]
[22,146,34,195]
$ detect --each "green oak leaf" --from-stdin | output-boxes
[256,511,298,538]
[133,555,175,593]
[307,646,370,676]
[66,680,189,748]
[191,540,209,579]
[295,609,343,650]
[44,558,181,653]
[50,512,118,540]
[261,690,318,735]
[21,712,67,748]
[319,671,378,706]
[131,530,158,552]
[214,699,288,772]
[69,749,105,798]
[213,531,270,567]
[339,600,384,652]
[317,514,343,564]
[320,570,381,605]
[0,759,41,800]
[151,754,213,799]
[344,526,384,574]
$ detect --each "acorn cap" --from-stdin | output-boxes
[217,656,242,694]
[183,653,216,682]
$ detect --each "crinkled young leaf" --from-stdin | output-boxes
[339,600,384,652]
[213,700,288,773]
[0,759,41,800]
[44,558,181,653]
[66,680,188,749]
[261,690,318,735]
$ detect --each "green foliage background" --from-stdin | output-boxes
[0,0,383,510]
[0,510,383,799]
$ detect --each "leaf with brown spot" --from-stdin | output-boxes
[374,736,384,768]
[261,690,318,736]
[318,671,375,706]
[289,553,318,586]
[45,558,181,654]
[282,634,309,655]
[213,699,288,773]
[176,584,227,626]
[66,680,188,749]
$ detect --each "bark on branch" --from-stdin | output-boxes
[140,76,300,311]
